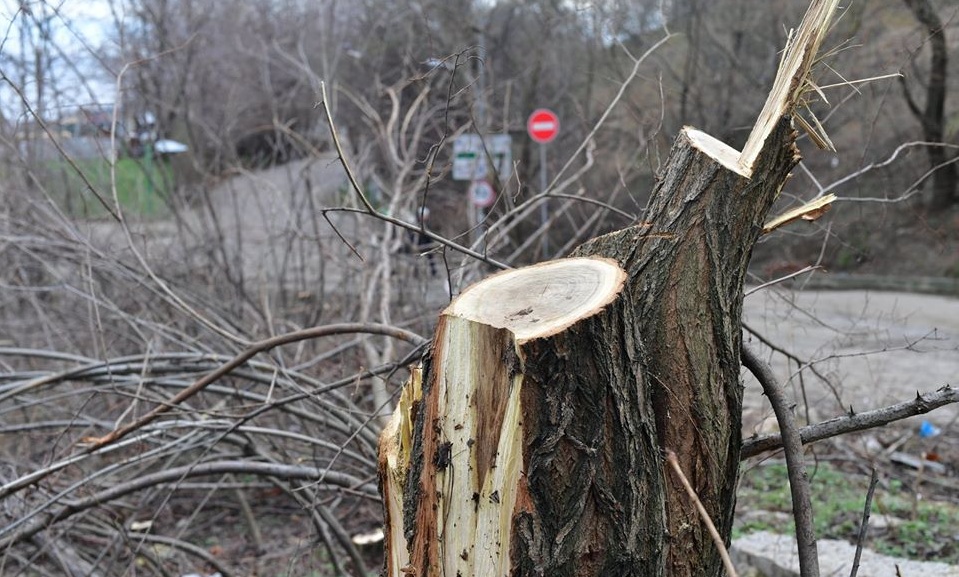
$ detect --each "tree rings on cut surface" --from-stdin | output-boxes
[446,257,626,343]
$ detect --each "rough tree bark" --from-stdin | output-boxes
[378,2,839,576]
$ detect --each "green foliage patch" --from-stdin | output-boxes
[40,157,173,218]
[736,461,959,563]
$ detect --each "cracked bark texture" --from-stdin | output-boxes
[566,120,799,577]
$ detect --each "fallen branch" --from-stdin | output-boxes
[741,385,958,458]
[81,323,425,451]
[0,460,378,548]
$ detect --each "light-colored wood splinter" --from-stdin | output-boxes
[763,193,837,234]
[740,0,842,171]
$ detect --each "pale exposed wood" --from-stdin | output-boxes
[379,367,422,576]
[685,127,750,178]
[447,257,626,343]
[739,0,841,172]
[380,256,627,577]
[762,193,837,234]
[429,319,523,577]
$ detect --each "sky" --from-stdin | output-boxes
[0,0,118,120]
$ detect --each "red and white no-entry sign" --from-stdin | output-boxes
[527,108,560,144]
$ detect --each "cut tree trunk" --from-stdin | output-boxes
[378,2,839,576]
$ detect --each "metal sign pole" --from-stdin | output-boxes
[539,142,548,256]
[473,29,487,245]
[528,108,558,257]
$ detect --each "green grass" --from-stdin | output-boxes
[41,157,173,219]
[736,462,959,563]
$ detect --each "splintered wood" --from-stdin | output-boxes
[379,258,625,577]
[739,0,842,172]
[763,194,837,234]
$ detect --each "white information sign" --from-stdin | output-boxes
[452,134,513,181]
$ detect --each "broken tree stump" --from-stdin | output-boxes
[379,2,840,575]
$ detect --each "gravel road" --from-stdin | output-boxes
[742,286,959,432]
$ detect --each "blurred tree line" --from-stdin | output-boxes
[107,0,957,212]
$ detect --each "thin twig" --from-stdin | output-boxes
[319,82,377,213]
[322,210,365,261]
[849,468,879,577]
[745,266,823,296]
[818,140,959,202]
[742,344,820,577]
[664,450,740,577]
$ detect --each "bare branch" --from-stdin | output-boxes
[742,344,820,577]
[742,385,958,458]
[80,323,424,450]
[745,266,823,296]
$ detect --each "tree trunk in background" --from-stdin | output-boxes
[379,1,838,574]
[901,0,957,210]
